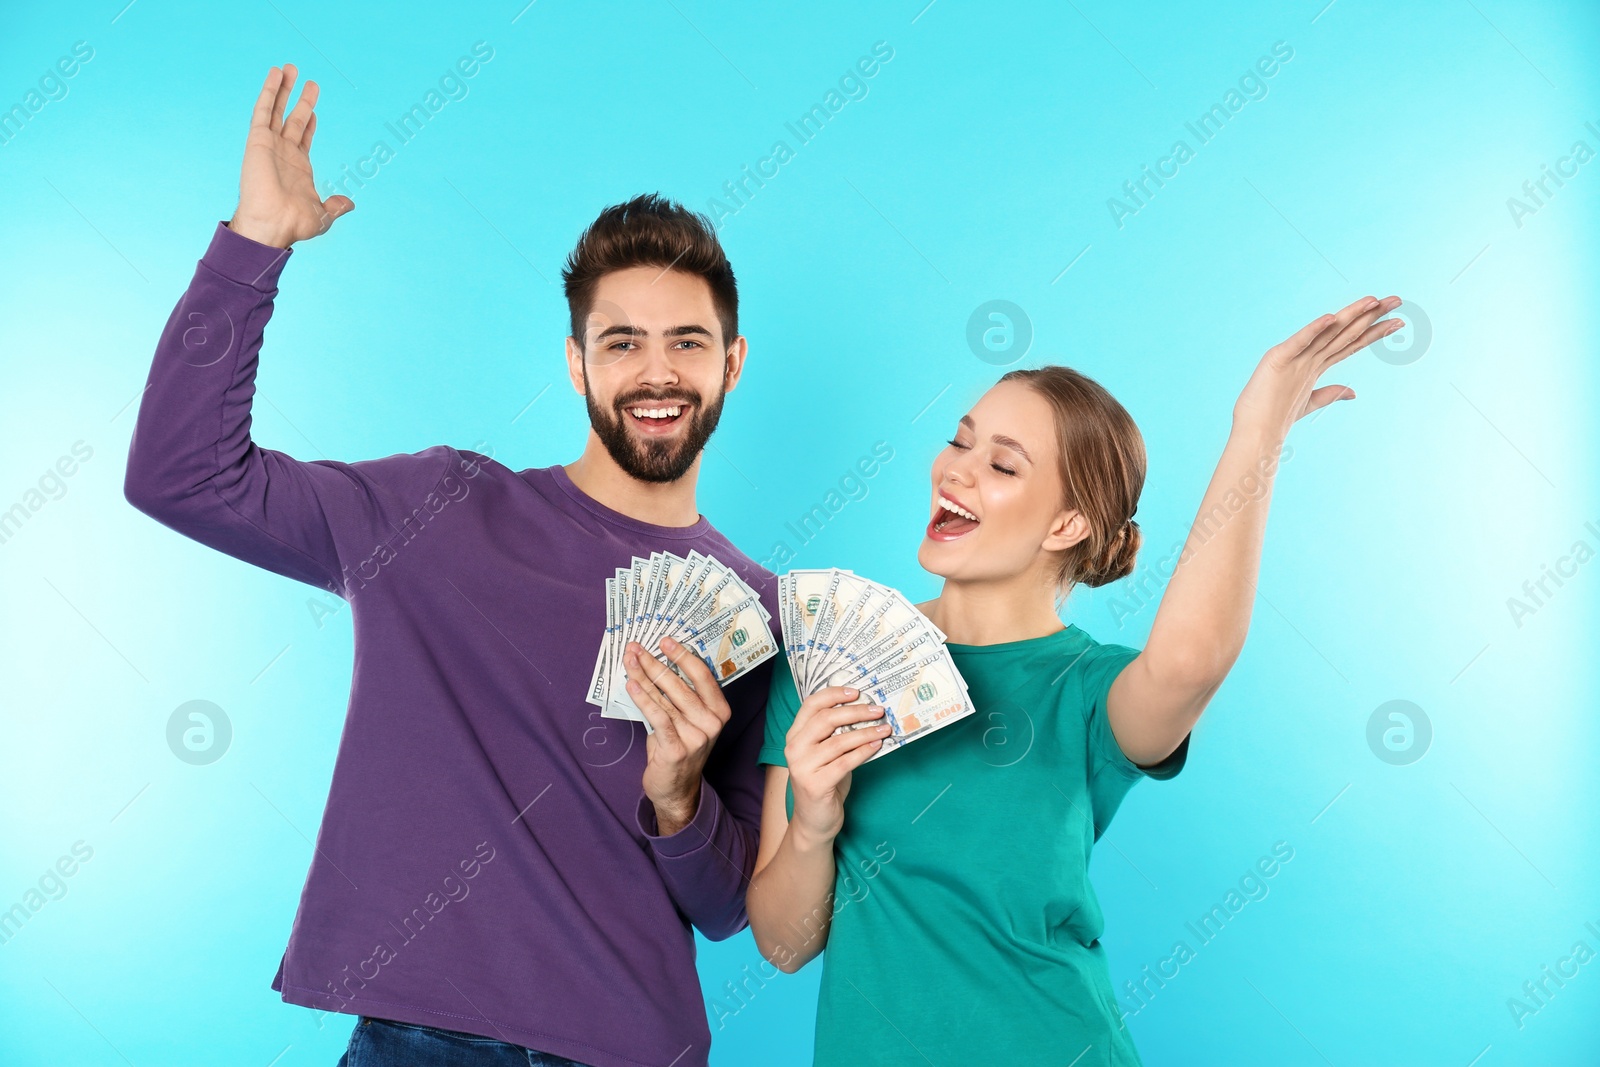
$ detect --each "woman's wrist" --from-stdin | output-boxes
[786,814,839,856]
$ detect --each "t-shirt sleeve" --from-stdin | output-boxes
[756,652,803,767]
[1081,641,1190,784]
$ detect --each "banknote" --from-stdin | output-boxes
[591,551,775,731]
[779,567,973,761]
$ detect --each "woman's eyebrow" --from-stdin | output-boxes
[959,414,1033,463]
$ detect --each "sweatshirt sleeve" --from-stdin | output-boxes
[633,655,774,941]
[124,222,458,597]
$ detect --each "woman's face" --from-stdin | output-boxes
[917,379,1086,584]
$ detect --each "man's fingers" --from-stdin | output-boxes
[632,644,696,706]
[301,110,318,151]
[660,636,719,697]
[282,78,319,143]
[250,66,282,131]
[627,668,681,746]
[270,62,298,130]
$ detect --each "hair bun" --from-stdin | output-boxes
[1083,517,1141,588]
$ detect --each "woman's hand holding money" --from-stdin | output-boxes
[783,688,890,846]
[626,636,731,836]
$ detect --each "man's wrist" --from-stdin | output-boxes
[649,781,702,837]
[227,213,294,250]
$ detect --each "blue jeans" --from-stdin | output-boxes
[337,1016,594,1067]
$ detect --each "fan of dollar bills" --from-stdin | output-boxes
[779,569,975,761]
[589,551,777,730]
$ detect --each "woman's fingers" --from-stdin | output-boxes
[282,78,319,144]
[803,703,885,744]
[825,730,889,774]
[1277,312,1337,360]
[1301,383,1356,417]
[270,63,298,131]
[817,721,891,765]
[792,685,863,730]
[1312,295,1401,367]
[1319,300,1403,368]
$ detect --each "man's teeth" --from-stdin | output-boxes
[938,496,978,522]
[630,405,683,418]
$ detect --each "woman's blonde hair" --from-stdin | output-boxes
[997,365,1145,593]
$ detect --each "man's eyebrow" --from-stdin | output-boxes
[957,415,1033,463]
[592,323,714,341]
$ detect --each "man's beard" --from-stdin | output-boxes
[584,373,727,484]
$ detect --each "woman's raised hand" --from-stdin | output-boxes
[229,64,354,249]
[1232,295,1404,440]
[784,686,890,844]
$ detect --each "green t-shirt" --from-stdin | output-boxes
[757,624,1189,1067]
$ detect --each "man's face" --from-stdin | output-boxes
[565,267,746,484]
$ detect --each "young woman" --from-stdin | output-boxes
[740,295,1404,1065]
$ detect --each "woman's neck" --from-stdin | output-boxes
[916,577,1068,646]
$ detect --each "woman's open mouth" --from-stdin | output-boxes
[624,402,690,436]
[926,493,980,542]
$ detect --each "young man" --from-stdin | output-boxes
[124,63,778,1067]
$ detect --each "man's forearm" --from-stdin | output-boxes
[637,777,756,941]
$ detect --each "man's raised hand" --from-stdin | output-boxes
[229,64,353,249]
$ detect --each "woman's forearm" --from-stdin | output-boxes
[747,820,840,974]
[1143,422,1286,693]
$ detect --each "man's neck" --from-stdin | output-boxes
[563,436,702,528]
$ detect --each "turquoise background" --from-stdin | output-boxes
[2,1,1597,1064]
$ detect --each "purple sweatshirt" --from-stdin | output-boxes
[124,222,779,1067]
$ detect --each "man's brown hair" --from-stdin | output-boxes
[561,193,738,352]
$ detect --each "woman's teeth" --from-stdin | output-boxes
[938,496,978,522]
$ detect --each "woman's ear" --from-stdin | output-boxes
[1041,509,1090,553]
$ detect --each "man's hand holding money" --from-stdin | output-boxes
[625,635,730,836]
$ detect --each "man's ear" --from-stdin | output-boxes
[565,336,587,395]
[1041,509,1090,553]
[722,334,749,392]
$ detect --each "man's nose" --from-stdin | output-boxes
[634,343,679,386]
